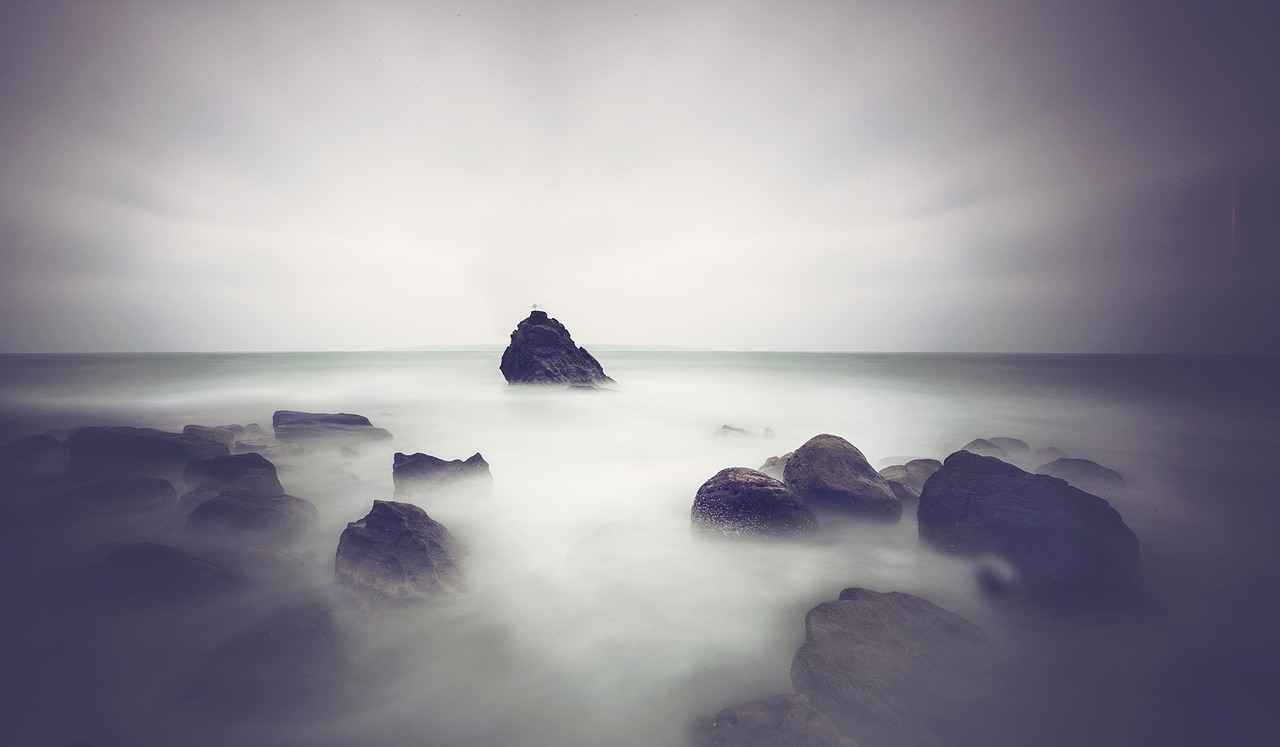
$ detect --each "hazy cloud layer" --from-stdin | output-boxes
[1,0,1276,352]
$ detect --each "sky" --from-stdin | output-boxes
[0,0,1276,353]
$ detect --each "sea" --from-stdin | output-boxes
[2,351,1278,746]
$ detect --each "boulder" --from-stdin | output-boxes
[1034,457,1125,492]
[689,692,856,747]
[877,458,941,495]
[271,410,392,441]
[182,452,285,496]
[884,479,919,505]
[178,485,228,514]
[392,452,492,496]
[758,452,792,481]
[959,438,1009,460]
[42,543,244,612]
[691,467,817,538]
[182,423,266,446]
[65,426,228,479]
[498,310,614,386]
[918,450,1148,614]
[783,435,901,521]
[790,587,999,747]
[335,500,467,613]
[185,489,318,547]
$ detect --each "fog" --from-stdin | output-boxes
[4,351,1277,745]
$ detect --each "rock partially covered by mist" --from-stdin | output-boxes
[182,423,267,447]
[692,467,817,538]
[1031,446,1067,464]
[758,452,793,480]
[41,542,244,612]
[65,426,229,479]
[335,500,467,614]
[988,437,1031,459]
[1035,457,1125,492]
[791,587,999,747]
[0,433,67,484]
[185,489,319,548]
[919,451,1148,615]
[499,310,614,386]
[271,410,392,441]
[878,458,942,495]
[959,438,1009,461]
[784,435,901,521]
[689,692,856,747]
[392,451,492,497]
[183,452,285,496]
[37,475,177,523]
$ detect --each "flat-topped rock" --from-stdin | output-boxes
[784,434,901,521]
[335,500,467,614]
[271,410,391,441]
[499,310,614,386]
[691,467,817,538]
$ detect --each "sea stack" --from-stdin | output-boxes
[499,309,614,386]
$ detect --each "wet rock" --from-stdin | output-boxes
[783,434,901,521]
[335,500,467,613]
[42,543,244,612]
[791,587,999,747]
[65,426,228,480]
[185,489,318,547]
[392,451,492,497]
[918,450,1148,615]
[1035,457,1125,492]
[271,410,392,441]
[758,452,792,481]
[499,310,614,386]
[691,467,817,538]
[877,458,941,495]
[689,692,856,747]
[183,452,284,496]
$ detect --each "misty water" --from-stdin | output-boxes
[3,352,1278,746]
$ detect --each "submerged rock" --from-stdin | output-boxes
[783,434,901,521]
[65,426,228,479]
[691,467,817,538]
[392,452,492,496]
[1035,457,1125,492]
[183,452,284,496]
[791,587,999,747]
[335,500,467,613]
[918,450,1148,615]
[689,692,856,747]
[271,410,392,441]
[185,489,318,547]
[499,310,614,386]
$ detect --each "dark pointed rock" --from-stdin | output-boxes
[783,434,901,521]
[692,467,817,538]
[183,452,284,496]
[499,310,614,386]
[689,692,856,747]
[918,450,1149,615]
[335,500,467,614]
[65,426,228,480]
[791,587,1000,747]
[271,410,391,441]
[392,451,492,497]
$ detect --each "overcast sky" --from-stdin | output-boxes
[0,0,1276,353]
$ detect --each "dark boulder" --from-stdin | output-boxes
[42,543,244,612]
[335,500,467,614]
[392,451,492,497]
[689,692,856,747]
[271,410,391,441]
[877,458,941,495]
[498,310,614,386]
[691,467,817,538]
[183,452,284,496]
[783,434,901,521]
[185,489,318,547]
[65,426,228,479]
[791,587,999,747]
[1035,457,1125,492]
[918,450,1148,615]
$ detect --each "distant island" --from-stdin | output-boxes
[383,343,713,352]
